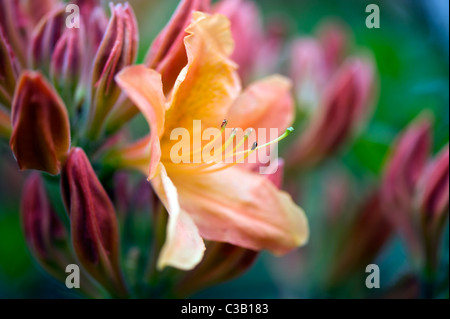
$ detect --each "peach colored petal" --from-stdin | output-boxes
[171,166,309,254]
[227,74,294,136]
[115,66,166,179]
[151,163,205,270]
[161,12,241,152]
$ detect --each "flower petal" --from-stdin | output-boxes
[227,75,294,135]
[172,167,309,254]
[151,163,205,270]
[116,65,166,179]
[162,12,241,148]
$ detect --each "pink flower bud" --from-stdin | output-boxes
[174,242,258,297]
[22,0,59,26]
[21,173,70,281]
[61,147,127,297]
[29,7,65,71]
[87,3,138,139]
[417,145,449,271]
[383,114,432,210]
[0,0,29,66]
[10,71,70,175]
[381,113,432,257]
[419,145,449,222]
[289,58,375,168]
[317,19,351,72]
[50,27,84,100]
[0,29,18,108]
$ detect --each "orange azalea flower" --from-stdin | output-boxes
[115,12,308,270]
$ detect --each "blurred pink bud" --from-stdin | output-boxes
[317,19,351,72]
[174,242,258,297]
[381,113,432,257]
[87,3,138,139]
[50,27,84,97]
[288,58,375,168]
[10,71,70,175]
[0,30,18,107]
[61,148,127,297]
[417,145,449,271]
[419,145,449,222]
[29,7,65,71]
[328,191,392,287]
[21,0,59,26]
[21,173,69,278]
[146,0,209,93]
[0,0,29,66]
[215,0,264,82]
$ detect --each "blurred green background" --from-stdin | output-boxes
[0,0,448,298]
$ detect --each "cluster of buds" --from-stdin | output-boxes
[2,0,293,298]
[286,20,377,169]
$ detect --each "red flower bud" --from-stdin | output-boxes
[29,7,65,72]
[10,71,70,175]
[417,145,449,271]
[383,115,432,209]
[22,0,59,26]
[381,113,432,258]
[21,173,70,281]
[175,242,258,297]
[61,147,127,297]
[50,27,84,102]
[0,29,18,108]
[0,0,28,66]
[317,19,351,72]
[87,3,138,139]
[419,145,449,221]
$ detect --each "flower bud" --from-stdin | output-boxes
[383,115,432,209]
[22,0,59,26]
[174,242,258,297]
[417,145,449,271]
[288,57,375,168]
[418,145,449,223]
[0,0,28,66]
[0,30,18,108]
[29,7,65,72]
[21,173,70,281]
[22,172,103,297]
[317,19,351,72]
[61,147,128,297]
[10,71,70,175]
[87,3,138,139]
[381,113,432,257]
[50,27,84,104]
